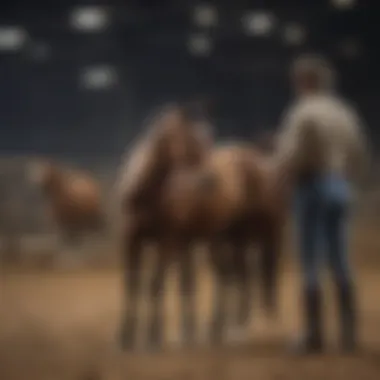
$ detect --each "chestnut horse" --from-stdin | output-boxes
[27,160,105,249]
[161,142,289,343]
[118,110,289,349]
[256,131,278,155]
[116,103,213,349]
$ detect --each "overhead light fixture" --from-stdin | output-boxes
[0,26,28,51]
[242,11,275,37]
[188,34,212,57]
[70,6,110,32]
[283,23,306,46]
[80,66,118,90]
[331,0,356,10]
[193,5,218,28]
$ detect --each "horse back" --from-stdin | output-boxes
[210,144,288,222]
[188,145,260,228]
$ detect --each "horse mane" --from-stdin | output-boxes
[115,104,182,205]
[142,103,181,133]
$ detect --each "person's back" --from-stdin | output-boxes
[277,53,368,355]
[283,93,368,185]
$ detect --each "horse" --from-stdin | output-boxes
[117,105,290,349]
[256,131,278,155]
[116,102,214,349]
[161,141,290,343]
[27,159,105,252]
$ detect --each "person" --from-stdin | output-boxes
[276,54,369,353]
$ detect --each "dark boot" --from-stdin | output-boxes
[290,287,323,354]
[337,283,357,352]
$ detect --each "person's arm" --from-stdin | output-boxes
[275,104,304,170]
[275,100,321,184]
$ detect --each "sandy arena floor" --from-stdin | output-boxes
[1,222,380,380]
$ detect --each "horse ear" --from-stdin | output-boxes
[187,97,215,122]
[26,161,46,184]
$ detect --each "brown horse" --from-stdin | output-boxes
[161,142,289,343]
[118,122,289,349]
[116,103,213,349]
[256,130,278,155]
[117,100,291,349]
[27,160,105,249]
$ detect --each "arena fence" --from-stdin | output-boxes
[0,155,120,266]
[0,155,379,268]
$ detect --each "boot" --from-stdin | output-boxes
[290,286,323,354]
[337,283,357,352]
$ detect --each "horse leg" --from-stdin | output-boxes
[259,223,282,318]
[147,239,169,349]
[119,230,143,350]
[179,239,196,346]
[209,239,230,344]
[55,228,82,267]
[232,237,252,334]
[62,227,81,246]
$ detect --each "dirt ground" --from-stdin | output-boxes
[1,221,380,380]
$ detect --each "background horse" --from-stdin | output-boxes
[27,160,105,254]
[116,102,214,349]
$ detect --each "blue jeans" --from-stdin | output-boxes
[295,173,353,291]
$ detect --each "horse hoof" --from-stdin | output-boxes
[209,324,224,346]
[176,331,195,348]
[181,339,196,350]
[226,327,247,345]
[198,330,209,346]
[144,337,164,353]
[287,336,324,356]
[168,336,182,350]
[55,254,83,270]
[147,332,163,351]
[145,343,162,353]
[209,333,223,346]
[119,338,132,351]
[118,330,134,351]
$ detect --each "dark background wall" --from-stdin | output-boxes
[0,0,377,157]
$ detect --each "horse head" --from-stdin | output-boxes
[118,102,215,214]
[153,102,214,171]
[27,159,64,194]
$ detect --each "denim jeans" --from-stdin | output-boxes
[295,173,353,291]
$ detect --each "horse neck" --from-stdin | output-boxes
[137,122,210,202]
[137,159,173,203]
[44,172,66,197]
